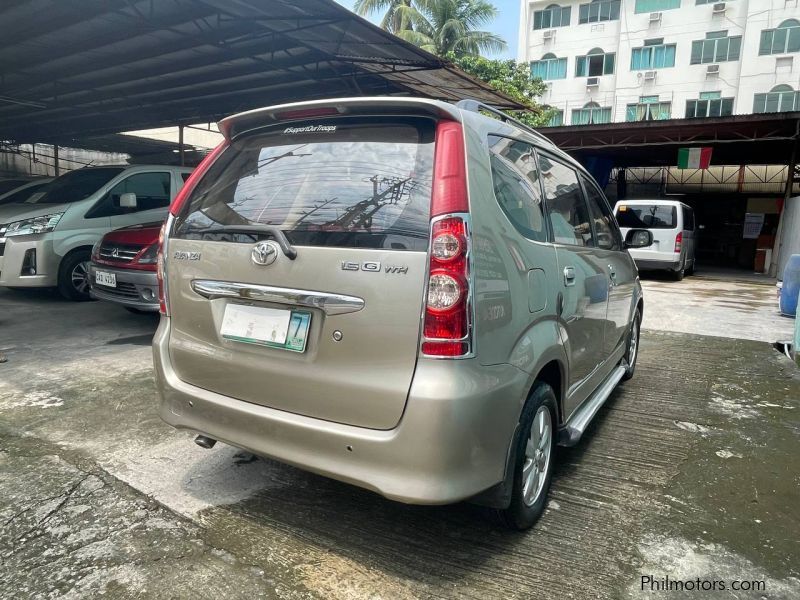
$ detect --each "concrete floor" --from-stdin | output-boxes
[0,284,798,599]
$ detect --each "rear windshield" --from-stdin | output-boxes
[31,167,125,204]
[615,204,677,229]
[174,118,435,250]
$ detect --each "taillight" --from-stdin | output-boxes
[169,140,229,217]
[156,222,168,315]
[674,231,683,253]
[422,120,470,357]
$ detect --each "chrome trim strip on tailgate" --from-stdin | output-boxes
[191,279,365,315]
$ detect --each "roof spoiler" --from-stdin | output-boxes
[218,97,462,141]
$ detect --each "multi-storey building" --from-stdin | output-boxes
[518,0,800,126]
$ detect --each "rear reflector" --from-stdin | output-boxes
[169,140,229,217]
[431,121,468,217]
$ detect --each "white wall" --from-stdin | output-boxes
[520,0,800,125]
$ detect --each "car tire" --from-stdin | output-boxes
[672,263,685,281]
[685,261,695,276]
[499,382,558,531]
[622,310,641,381]
[57,250,93,301]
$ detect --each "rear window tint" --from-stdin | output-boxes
[615,204,677,229]
[174,118,435,250]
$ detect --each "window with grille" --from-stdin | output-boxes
[753,85,800,113]
[531,54,568,80]
[578,0,620,24]
[690,31,742,64]
[533,4,571,29]
[759,19,800,55]
[634,0,680,14]
[686,92,734,117]
[576,48,616,76]
[631,40,676,69]
[544,110,564,127]
[626,97,672,121]
[571,103,613,125]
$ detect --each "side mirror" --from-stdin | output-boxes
[119,192,137,208]
[625,229,653,249]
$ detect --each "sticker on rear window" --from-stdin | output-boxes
[283,124,337,134]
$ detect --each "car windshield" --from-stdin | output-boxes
[615,204,677,229]
[0,179,30,196]
[0,181,51,205]
[29,167,125,204]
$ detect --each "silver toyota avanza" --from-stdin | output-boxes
[153,98,651,529]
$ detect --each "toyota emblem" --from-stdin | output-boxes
[251,241,279,266]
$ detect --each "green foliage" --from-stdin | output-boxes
[354,0,553,127]
[447,54,554,127]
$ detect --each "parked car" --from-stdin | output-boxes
[152,97,651,530]
[0,164,192,300]
[0,177,53,206]
[89,222,161,312]
[613,199,696,280]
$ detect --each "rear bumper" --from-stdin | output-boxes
[89,262,159,311]
[153,318,527,505]
[0,234,59,287]
[632,258,682,271]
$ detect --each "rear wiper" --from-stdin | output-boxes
[185,224,297,260]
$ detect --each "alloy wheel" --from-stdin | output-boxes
[522,406,552,507]
[71,261,90,295]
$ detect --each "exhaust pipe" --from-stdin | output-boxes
[194,434,217,449]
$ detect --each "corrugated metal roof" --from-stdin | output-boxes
[0,0,523,145]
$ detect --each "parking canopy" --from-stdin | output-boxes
[0,0,522,145]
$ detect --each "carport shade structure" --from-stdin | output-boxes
[0,0,523,147]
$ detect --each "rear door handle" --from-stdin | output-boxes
[563,266,576,287]
[608,264,617,286]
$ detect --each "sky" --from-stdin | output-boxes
[334,0,518,60]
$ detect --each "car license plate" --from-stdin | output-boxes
[95,270,116,287]
[221,304,311,352]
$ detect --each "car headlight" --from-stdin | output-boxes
[135,242,158,264]
[4,212,64,237]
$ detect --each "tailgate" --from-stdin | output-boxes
[166,115,435,429]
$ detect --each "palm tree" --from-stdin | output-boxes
[398,0,507,58]
[355,0,506,58]
[353,0,413,34]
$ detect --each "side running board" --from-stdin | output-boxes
[558,365,627,447]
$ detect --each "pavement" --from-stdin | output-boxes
[0,277,798,599]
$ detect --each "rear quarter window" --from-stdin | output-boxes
[615,204,677,229]
[174,118,435,251]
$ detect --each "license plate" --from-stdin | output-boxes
[94,270,116,287]
[221,304,311,352]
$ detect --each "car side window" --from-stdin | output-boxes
[90,172,172,217]
[539,154,594,247]
[581,175,621,251]
[488,136,547,242]
[683,206,695,230]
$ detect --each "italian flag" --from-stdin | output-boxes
[677,147,712,169]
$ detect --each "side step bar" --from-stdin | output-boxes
[558,365,627,447]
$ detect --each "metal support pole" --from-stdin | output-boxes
[53,144,59,176]
[178,125,185,166]
[770,135,798,277]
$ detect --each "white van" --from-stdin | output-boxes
[613,199,696,280]
[0,165,191,299]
